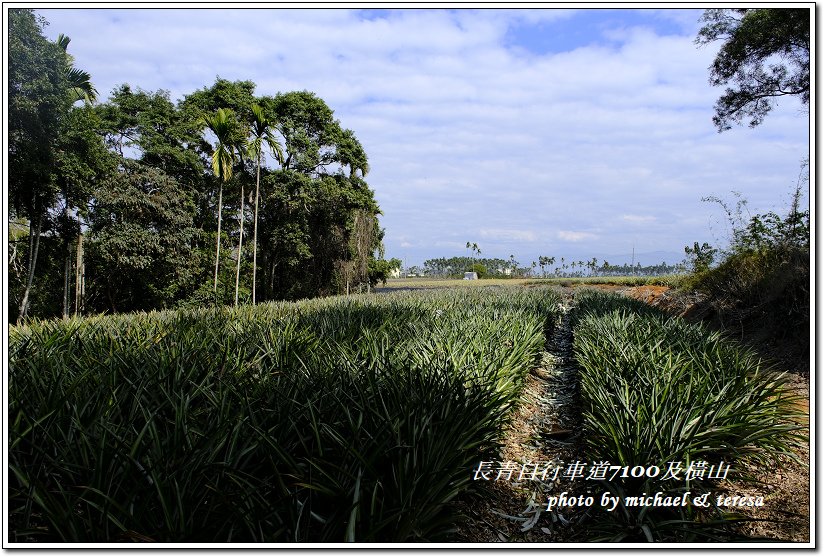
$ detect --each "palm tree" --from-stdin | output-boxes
[465,242,481,276]
[201,108,238,295]
[55,34,97,320]
[57,34,97,104]
[234,167,246,306]
[247,104,283,305]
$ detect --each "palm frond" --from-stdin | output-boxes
[201,108,238,182]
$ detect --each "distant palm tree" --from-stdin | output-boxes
[247,104,283,305]
[466,242,481,274]
[201,108,238,295]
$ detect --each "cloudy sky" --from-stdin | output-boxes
[36,6,810,268]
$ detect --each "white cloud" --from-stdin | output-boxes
[558,230,598,242]
[36,7,810,267]
[622,214,658,224]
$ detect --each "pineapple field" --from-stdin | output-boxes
[8,285,806,543]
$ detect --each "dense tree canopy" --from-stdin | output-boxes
[8,9,91,321]
[8,11,390,321]
[87,161,200,311]
[696,8,810,131]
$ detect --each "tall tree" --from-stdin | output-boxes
[87,161,198,312]
[98,85,203,180]
[696,8,810,131]
[265,91,343,175]
[9,10,74,322]
[200,108,239,294]
[54,106,113,318]
[247,103,283,304]
[233,138,248,307]
[52,33,106,319]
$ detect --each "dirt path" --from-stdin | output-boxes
[455,292,590,542]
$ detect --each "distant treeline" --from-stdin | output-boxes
[417,256,685,278]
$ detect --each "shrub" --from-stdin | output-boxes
[683,185,810,355]
[688,246,809,347]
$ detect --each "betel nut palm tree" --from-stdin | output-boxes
[247,104,283,305]
[56,34,97,104]
[200,108,238,296]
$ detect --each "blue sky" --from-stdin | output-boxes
[35,7,810,269]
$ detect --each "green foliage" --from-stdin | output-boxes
[526,274,687,288]
[8,9,106,323]
[683,242,717,273]
[9,287,560,542]
[424,256,520,278]
[97,85,204,182]
[732,209,809,253]
[427,255,683,280]
[255,170,381,300]
[471,263,488,278]
[685,186,810,350]
[688,246,809,346]
[369,257,402,287]
[200,108,242,183]
[247,103,283,167]
[697,8,810,131]
[180,77,257,124]
[86,161,200,312]
[10,45,385,319]
[572,289,803,541]
[8,9,70,216]
[8,235,66,320]
[5,13,387,320]
[56,33,97,104]
[334,127,369,178]
[261,91,342,174]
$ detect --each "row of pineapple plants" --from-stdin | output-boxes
[570,289,804,541]
[9,287,560,543]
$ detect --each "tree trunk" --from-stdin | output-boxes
[62,203,72,320]
[235,181,245,307]
[62,246,71,319]
[74,232,84,316]
[213,183,224,294]
[252,157,261,305]
[17,213,43,324]
[268,258,275,299]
